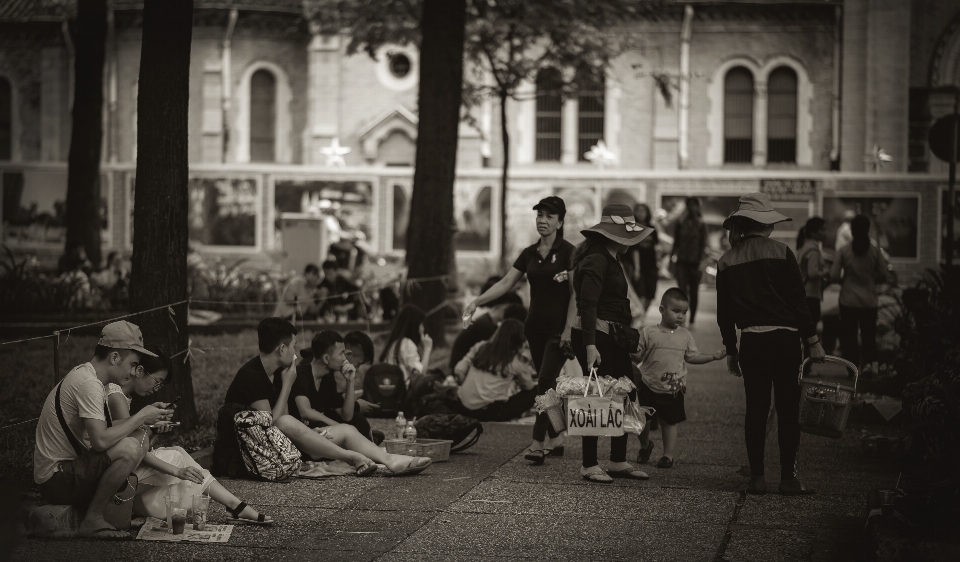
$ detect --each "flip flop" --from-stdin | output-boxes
[580,466,613,483]
[546,446,565,457]
[608,467,650,480]
[226,501,274,526]
[356,461,378,477]
[656,456,674,469]
[636,441,655,464]
[524,449,546,465]
[82,527,132,541]
[386,457,432,477]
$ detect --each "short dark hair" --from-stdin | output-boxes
[503,303,527,323]
[311,330,343,359]
[141,346,174,387]
[661,287,689,306]
[257,317,298,354]
[94,345,132,361]
[322,259,338,271]
[344,330,375,365]
[304,264,320,276]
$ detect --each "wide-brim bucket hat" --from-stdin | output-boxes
[722,192,791,230]
[581,204,654,246]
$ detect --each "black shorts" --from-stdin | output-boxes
[636,380,686,425]
[37,449,113,507]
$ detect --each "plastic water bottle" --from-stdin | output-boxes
[403,421,417,443]
[395,411,406,440]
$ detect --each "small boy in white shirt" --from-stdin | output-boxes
[634,288,726,468]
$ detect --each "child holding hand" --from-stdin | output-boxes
[634,288,726,468]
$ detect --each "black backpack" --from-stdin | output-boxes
[211,402,250,478]
[362,363,407,418]
[414,414,483,454]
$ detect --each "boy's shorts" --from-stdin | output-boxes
[636,380,686,425]
[37,449,113,507]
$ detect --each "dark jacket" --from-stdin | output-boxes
[574,244,631,346]
[716,236,816,356]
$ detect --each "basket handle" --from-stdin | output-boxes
[585,368,605,398]
[798,355,858,391]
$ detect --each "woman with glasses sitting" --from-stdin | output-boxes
[450,319,539,422]
[105,347,274,525]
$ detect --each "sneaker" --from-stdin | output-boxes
[636,441,655,464]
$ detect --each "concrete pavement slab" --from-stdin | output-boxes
[737,494,863,529]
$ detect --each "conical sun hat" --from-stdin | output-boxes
[722,193,791,230]
[581,204,654,246]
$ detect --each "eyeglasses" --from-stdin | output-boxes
[149,375,166,390]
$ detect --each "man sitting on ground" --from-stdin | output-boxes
[274,264,322,320]
[223,318,431,476]
[289,331,383,445]
[450,294,526,370]
[33,321,172,539]
[343,331,381,417]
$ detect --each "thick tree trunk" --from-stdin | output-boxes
[128,0,196,428]
[64,0,106,267]
[499,92,510,273]
[405,0,466,342]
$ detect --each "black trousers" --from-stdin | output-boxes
[674,262,702,322]
[738,330,802,480]
[839,305,878,369]
[527,331,569,442]
[571,329,630,467]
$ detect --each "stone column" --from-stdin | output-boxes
[561,98,578,164]
[40,47,63,161]
[753,82,768,167]
[305,28,340,165]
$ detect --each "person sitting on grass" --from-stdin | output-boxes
[273,263,322,321]
[224,317,431,476]
[343,330,384,421]
[105,347,273,525]
[289,331,384,445]
[450,293,526,370]
[452,319,539,422]
[634,288,727,469]
[33,321,172,540]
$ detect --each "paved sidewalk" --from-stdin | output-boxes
[11,287,895,561]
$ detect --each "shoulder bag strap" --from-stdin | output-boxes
[55,380,90,457]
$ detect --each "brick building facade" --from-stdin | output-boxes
[1,0,958,283]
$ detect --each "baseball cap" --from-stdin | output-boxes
[98,321,158,357]
[533,196,566,216]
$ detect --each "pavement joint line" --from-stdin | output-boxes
[728,523,822,533]
[712,489,747,562]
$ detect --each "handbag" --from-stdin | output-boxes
[607,320,641,353]
[233,410,303,481]
[55,381,139,529]
[566,368,625,437]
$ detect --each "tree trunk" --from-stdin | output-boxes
[64,0,107,267]
[128,0,196,428]
[405,0,466,342]
[499,91,510,273]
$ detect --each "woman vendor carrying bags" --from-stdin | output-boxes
[569,204,654,483]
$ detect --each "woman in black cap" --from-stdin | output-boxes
[463,196,575,463]
[716,193,824,496]
[570,204,654,483]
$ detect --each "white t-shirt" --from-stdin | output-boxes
[34,363,107,484]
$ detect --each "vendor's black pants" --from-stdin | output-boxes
[571,329,630,468]
[528,332,569,442]
[739,330,802,480]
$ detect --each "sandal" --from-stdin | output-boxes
[636,441,655,464]
[356,461,378,477]
[385,457,432,477]
[608,466,650,480]
[546,446,565,457]
[226,501,274,526]
[524,449,546,465]
[580,466,613,484]
[656,456,674,469]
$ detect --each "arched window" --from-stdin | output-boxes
[535,68,562,162]
[249,70,276,162]
[577,69,605,162]
[767,66,798,164]
[0,78,11,160]
[723,67,754,164]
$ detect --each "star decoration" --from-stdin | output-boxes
[321,137,351,168]
[864,143,892,173]
[584,140,617,168]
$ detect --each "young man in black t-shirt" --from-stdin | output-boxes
[224,318,431,476]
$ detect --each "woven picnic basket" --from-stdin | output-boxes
[798,356,858,439]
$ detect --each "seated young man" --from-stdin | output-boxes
[450,294,526,370]
[223,318,430,476]
[289,331,383,445]
[33,321,172,539]
[343,331,382,419]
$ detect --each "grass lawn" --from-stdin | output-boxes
[0,328,453,488]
